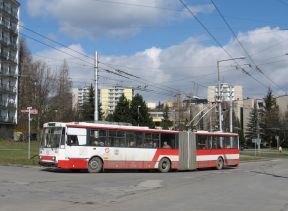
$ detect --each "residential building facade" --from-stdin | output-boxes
[276,95,288,117]
[242,98,264,137]
[72,87,90,112]
[100,87,134,117]
[0,0,19,136]
[208,84,243,122]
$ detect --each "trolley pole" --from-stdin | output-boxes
[94,51,99,121]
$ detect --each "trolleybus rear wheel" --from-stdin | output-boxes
[158,158,171,173]
[88,157,103,173]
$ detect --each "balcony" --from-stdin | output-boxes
[3,4,11,15]
[0,115,16,124]
[0,100,7,107]
[8,101,16,109]
[11,10,17,19]
[0,84,16,93]
[0,52,9,60]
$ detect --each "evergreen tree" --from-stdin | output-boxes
[80,84,103,121]
[245,102,260,147]
[81,85,95,121]
[112,94,131,123]
[105,114,114,122]
[260,88,280,147]
[156,101,163,110]
[130,94,154,128]
[161,104,172,129]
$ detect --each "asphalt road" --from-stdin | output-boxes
[1,159,288,211]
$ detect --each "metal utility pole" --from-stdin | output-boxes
[94,51,99,121]
[216,57,245,131]
[229,86,233,132]
[217,61,222,131]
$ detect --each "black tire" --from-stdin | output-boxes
[158,158,171,173]
[216,157,224,170]
[88,157,103,173]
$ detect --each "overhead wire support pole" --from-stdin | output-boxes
[229,85,233,133]
[217,61,222,132]
[217,57,245,132]
[94,51,99,121]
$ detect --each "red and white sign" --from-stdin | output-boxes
[21,109,38,115]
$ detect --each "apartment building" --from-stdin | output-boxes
[0,0,19,136]
[100,87,134,117]
[242,98,264,137]
[208,83,243,121]
[72,87,90,111]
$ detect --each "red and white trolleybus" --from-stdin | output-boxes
[39,122,240,173]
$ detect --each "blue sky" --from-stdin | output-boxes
[19,0,288,102]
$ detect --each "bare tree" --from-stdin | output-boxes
[51,60,73,122]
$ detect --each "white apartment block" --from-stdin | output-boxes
[208,83,243,102]
[0,0,19,135]
[208,83,243,121]
[242,98,264,137]
[72,86,100,111]
[276,95,288,117]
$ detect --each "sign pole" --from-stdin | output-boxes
[27,107,32,159]
[21,107,38,159]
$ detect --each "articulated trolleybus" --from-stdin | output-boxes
[39,122,240,173]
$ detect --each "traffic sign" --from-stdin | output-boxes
[252,138,261,145]
[21,108,38,115]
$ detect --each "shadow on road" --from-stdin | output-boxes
[40,166,237,174]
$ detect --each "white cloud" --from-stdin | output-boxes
[35,27,288,101]
[26,0,212,38]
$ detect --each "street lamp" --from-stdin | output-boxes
[137,105,141,126]
[217,57,245,131]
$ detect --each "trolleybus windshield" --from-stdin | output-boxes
[41,127,64,148]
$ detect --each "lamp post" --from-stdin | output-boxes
[217,57,245,131]
[137,105,141,126]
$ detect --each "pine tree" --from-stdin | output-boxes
[245,102,260,147]
[81,85,95,121]
[80,85,103,121]
[112,94,131,123]
[260,88,280,147]
[130,94,154,128]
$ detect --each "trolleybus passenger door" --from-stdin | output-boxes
[66,127,88,160]
[178,131,196,170]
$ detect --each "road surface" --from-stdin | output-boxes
[1,159,288,211]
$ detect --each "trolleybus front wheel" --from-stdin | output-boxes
[88,157,103,173]
[158,158,171,173]
[216,157,224,170]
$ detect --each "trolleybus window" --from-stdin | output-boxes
[196,135,239,149]
[144,133,160,148]
[89,129,106,146]
[196,135,210,149]
[67,135,79,146]
[135,132,144,148]
[152,133,160,148]
[127,131,136,147]
[160,133,177,149]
